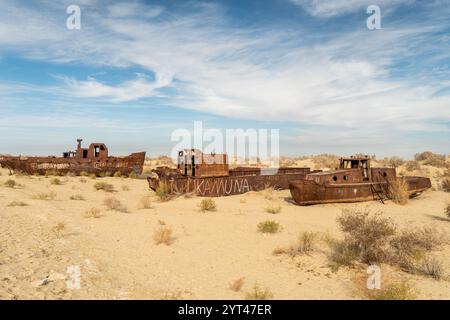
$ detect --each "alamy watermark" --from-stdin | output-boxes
[367,5,381,30]
[170,121,280,168]
[66,5,81,30]
[66,265,81,289]
[366,264,381,290]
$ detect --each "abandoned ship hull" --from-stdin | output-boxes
[0,152,146,175]
[289,176,432,205]
[148,168,313,197]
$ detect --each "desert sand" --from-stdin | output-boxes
[0,159,449,300]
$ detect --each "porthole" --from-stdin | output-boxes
[332,176,338,181]
[383,172,387,177]
[343,175,348,181]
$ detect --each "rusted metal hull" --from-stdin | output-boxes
[148,167,314,197]
[0,152,146,176]
[289,176,432,205]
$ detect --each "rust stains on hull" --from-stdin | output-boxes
[0,139,145,176]
[289,155,432,205]
[148,168,313,197]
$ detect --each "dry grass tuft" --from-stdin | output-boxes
[442,179,450,192]
[137,195,152,209]
[94,181,115,192]
[229,277,245,292]
[113,171,122,178]
[155,182,172,201]
[32,191,57,200]
[288,231,319,256]
[245,283,273,300]
[153,226,173,245]
[70,194,85,201]
[103,197,128,212]
[84,207,101,218]
[7,200,28,207]
[4,179,17,188]
[128,171,138,179]
[370,279,416,300]
[50,178,62,185]
[265,204,281,214]
[445,203,450,219]
[199,198,217,212]
[51,222,65,238]
[389,179,409,205]
[257,220,281,234]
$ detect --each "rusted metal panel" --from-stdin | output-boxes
[148,149,315,197]
[289,156,431,205]
[0,139,145,176]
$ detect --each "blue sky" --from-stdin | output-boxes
[0,0,449,158]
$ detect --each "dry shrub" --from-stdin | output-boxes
[370,280,416,300]
[128,171,138,179]
[94,181,115,192]
[122,185,130,191]
[199,198,217,212]
[103,197,128,212]
[113,171,122,178]
[312,154,339,169]
[328,240,360,271]
[153,226,173,245]
[337,208,396,263]
[404,160,421,172]
[51,222,65,238]
[70,194,85,200]
[79,171,89,176]
[155,182,172,201]
[265,204,281,214]
[257,220,281,234]
[245,283,273,300]
[7,200,28,207]
[89,174,97,179]
[414,151,447,168]
[84,207,101,218]
[229,277,245,292]
[442,179,450,192]
[382,156,405,168]
[32,191,56,200]
[4,179,17,188]
[137,195,152,209]
[389,179,409,205]
[445,204,450,219]
[50,178,62,185]
[291,231,318,255]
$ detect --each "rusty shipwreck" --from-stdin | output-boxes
[148,149,316,197]
[289,155,431,205]
[0,139,146,176]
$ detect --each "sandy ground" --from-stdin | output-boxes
[0,166,449,300]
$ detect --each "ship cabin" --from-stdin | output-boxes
[306,155,397,185]
[63,139,109,160]
[177,149,229,178]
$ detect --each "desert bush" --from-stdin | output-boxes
[122,185,130,191]
[7,200,28,207]
[290,231,318,256]
[265,204,281,214]
[155,182,172,201]
[245,283,273,300]
[337,208,396,263]
[229,277,245,292]
[84,207,101,218]
[128,171,138,179]
[445,204,450,219]
[51,222,65,238]
[312,154,339,169]
[414,151,447,168]
[199,198,217,212]
[405,160,421,172]
[4,179,17,188]
[32,191,57,200]
[79,171,89,176]
[89,174,97,179]
[382,156,405,168]
[103,197,127,212]
[442,179,450,192]
[66,171,76,177]
[50,178,62,185]
[94,181,115,192]
[416,256,443,280]
[137,195,152,209]
[328,240,360,271]
[153,226,173,245]
[70,194,85,201]
[389,179,409,205]
[370,280,416,300]
[257,220,281,234]
[113,171,122,178]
